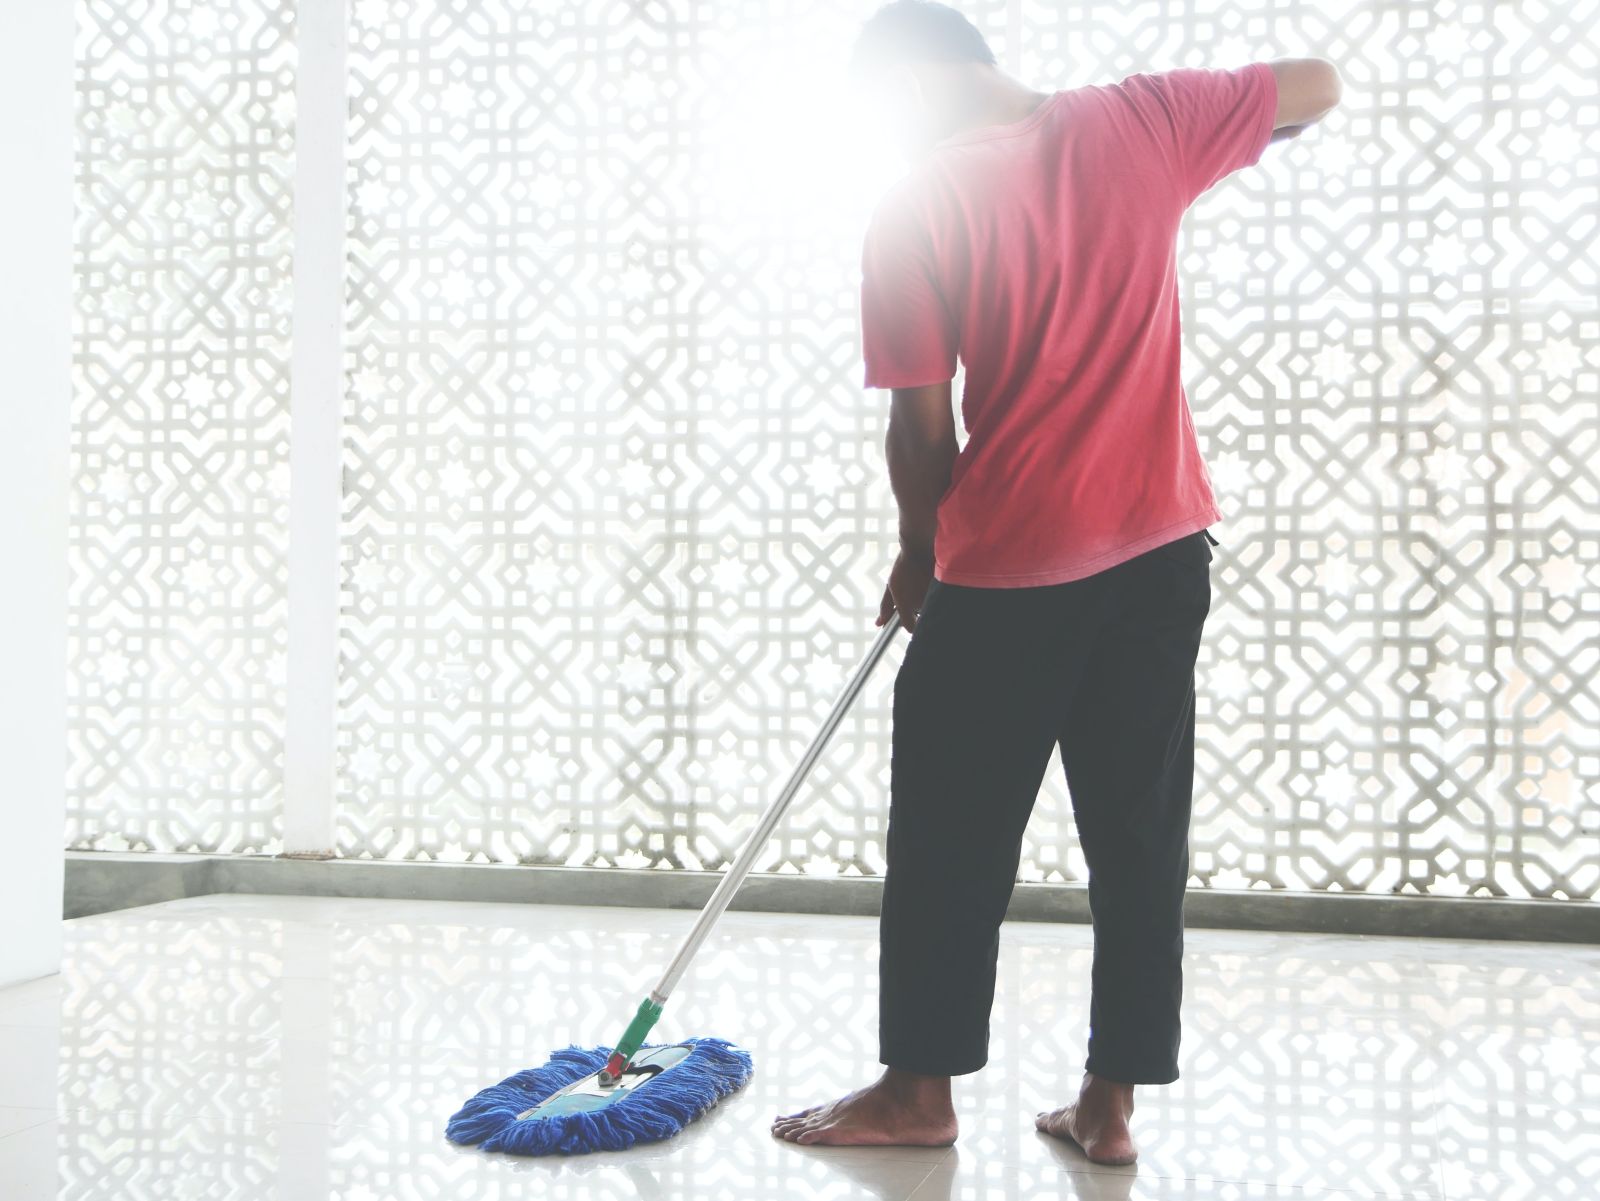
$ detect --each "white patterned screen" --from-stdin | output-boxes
[68,1,1599,900]
[67,0,297,854]
[335,0,907,870]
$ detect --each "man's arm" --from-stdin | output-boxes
[887,382,958,563]
[1267,58,1342,141]
[877,381,958,632]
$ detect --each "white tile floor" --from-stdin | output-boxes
[0,895,1596,1200]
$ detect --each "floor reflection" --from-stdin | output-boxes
[0,896,1594,1199]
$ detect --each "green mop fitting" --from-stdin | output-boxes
[446,619,902,1155]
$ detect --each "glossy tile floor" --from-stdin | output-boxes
[0,896,1596,1201]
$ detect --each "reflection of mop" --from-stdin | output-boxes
[446,619,902,1155]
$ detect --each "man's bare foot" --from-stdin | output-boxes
[771,1068,958,1147]
[1035,1071,1137,1165]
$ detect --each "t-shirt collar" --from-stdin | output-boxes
[934,90,1065,149]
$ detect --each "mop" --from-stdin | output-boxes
[446,618,902,1155]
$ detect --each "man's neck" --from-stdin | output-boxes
[941,71,1054,141]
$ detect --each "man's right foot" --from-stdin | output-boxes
[1034,1071,1137,1165]
[772,1068,958,1147]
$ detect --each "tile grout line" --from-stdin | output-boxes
[901,1151,954,1200]
[0,1112,56,1144]
[1430,1082,1451,1201]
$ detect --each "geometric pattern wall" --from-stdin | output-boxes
[67,0,296,854]
[337,0,907,869]
[337,0,1600,897]
[70,0,1600,899]
[1147,0,1600,900]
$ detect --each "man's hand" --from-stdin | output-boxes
[876,547,935,633]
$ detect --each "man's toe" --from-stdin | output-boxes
[793,1120,834,1145]
[772,1106,820,1132]
[1036,1105,1079,1142]
[777,1114,817,1141]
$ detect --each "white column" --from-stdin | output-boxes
[284,0,349,857]
[0,0,74,987]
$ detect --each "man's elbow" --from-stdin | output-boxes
[1307,59,1343,116]
[1271,57,1344,129]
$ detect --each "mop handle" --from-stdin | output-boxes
[655,615,901,999]
[599,617,902,1082]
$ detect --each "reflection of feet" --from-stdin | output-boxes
[772,1068,958,1147]
[1035,1072,1138,1166]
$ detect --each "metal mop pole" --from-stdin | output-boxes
[598,617,903,1083]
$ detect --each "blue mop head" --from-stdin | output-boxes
[445,1037,753,1155]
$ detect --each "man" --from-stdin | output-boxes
[770,0,1341,1165]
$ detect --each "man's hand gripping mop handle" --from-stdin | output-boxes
[599,617,903,1084]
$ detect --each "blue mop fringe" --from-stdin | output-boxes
[445,1037,754,1155]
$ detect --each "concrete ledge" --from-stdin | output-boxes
[63,852,1599,943]
[64,852,216,919]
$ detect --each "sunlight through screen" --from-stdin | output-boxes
[67,0,1600,900]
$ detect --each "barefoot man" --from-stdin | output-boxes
[771,1,1340,1164]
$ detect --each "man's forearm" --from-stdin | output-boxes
[886,422,958,564]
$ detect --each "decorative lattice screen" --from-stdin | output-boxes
[67,0,297,854]
[70,0,1600,899]
[336,1,907,869]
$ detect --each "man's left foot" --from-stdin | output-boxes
[1035,1071,1138,1165]
[772,1068,957,1147]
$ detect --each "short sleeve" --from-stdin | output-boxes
[859,192,958,390]
[1123,63,1278,203]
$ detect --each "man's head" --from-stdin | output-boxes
[848,1,1001,157]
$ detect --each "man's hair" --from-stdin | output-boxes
[849,1,998,77]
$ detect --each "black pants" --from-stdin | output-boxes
[878,529,1214,1085]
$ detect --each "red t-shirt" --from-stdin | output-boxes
[860,63,1278,586]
